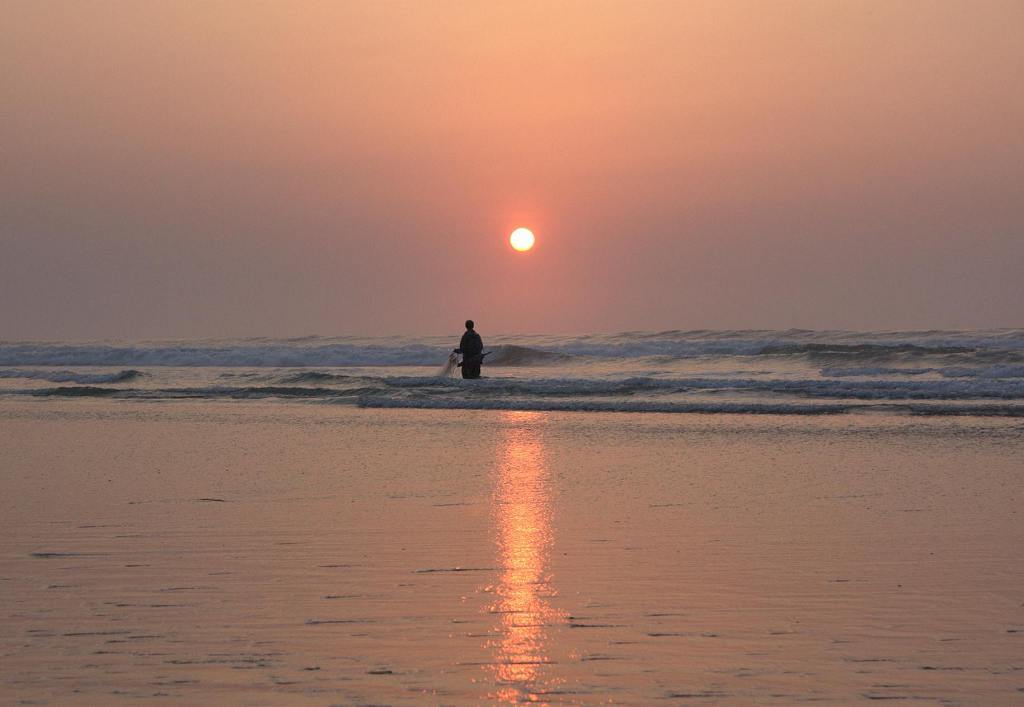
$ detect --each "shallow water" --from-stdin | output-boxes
[1,401,1022,704]
[2,329,1024,416]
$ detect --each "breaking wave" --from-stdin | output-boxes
[13,384,1024,416]
[3,330,1022,419]
[358,375,1024,400]
[821,365,1024,379]
[26,385,374,399]
[0,368,143,384]
[486,345,572,365]
[760,343,974,357]
[0,343,444,368]
[2,330,1021,368]
[935,365,1024,379]
[280,371,352,384]
[0,342,570,368]
[356,398,1024,417]
[13,373,1024,402]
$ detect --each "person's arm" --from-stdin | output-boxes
[454,332,470,353]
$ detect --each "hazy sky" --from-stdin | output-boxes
[2,1,1022,339]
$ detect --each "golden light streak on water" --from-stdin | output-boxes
[486,411,566,702]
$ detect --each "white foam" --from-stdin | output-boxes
[2,330,1022,368]
[356,397,1024,417]
[437,352,459,378]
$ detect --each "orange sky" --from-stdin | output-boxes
[2,1,1022,338]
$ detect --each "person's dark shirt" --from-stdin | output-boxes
[457,330,483,359]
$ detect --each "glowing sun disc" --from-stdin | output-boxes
[510,227,535,252]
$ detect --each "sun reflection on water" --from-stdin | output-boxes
[486,411,566,702]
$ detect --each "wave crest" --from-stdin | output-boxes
[0,368,143,384]
[485,345,571,366]
[2,330,1023,367]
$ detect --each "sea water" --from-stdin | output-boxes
[1,401,1022,703]
[2,332,1024,703]
[1,329,1023,416]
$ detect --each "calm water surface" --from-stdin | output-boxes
[1,401,1022,704]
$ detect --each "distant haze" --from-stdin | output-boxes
[2,1,1022,339]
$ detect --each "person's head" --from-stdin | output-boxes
[465,320,475,331]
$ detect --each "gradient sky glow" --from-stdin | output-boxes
[2,0,1022,339]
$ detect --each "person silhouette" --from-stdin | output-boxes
[454,320,484,379]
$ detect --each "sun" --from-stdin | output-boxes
[509,227,535,252]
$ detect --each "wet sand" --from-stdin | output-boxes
[1,400,1022,704]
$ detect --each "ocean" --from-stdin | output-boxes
[2,329,1023,416]
[2,330,1023,702]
